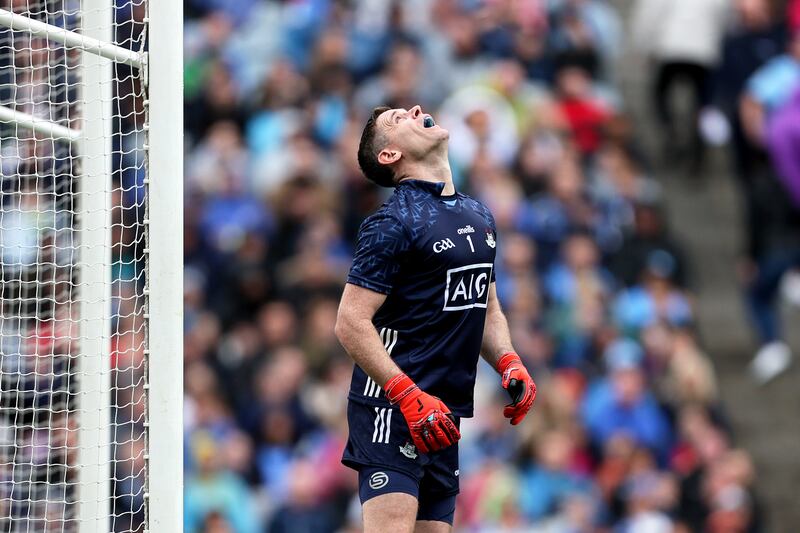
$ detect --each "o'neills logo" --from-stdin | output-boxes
[457,225,475,235]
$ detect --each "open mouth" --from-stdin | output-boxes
[423,116,435,128]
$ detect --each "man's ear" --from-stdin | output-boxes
[378,148,401,166]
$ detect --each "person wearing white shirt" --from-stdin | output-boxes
[631,0,730,166]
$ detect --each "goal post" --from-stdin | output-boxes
[76,0,113,531]
[0,1,182,532]
[144,1,183,531]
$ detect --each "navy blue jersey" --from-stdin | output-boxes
[345,179,497,417]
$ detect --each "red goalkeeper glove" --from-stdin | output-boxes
[495,352,536,425]
[384,373,461,453]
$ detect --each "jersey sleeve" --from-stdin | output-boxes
[346,211,411,294]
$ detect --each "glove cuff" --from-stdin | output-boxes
[495,352,521,374]
[384,373,418,404]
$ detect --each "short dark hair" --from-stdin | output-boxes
[357,106,395,187]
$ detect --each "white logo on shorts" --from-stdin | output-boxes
[369,471,389,490]
[399,442,418,459]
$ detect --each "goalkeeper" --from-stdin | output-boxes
[336,105,537,532]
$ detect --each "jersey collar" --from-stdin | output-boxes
[397,179,451,196]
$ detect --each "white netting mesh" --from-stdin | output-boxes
[0,1,147,531]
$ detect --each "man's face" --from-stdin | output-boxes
[376,105,449,165]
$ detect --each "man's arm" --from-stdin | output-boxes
[480,282,537,425]
[480,282,515,367]
[334,282,402,387]
[335,282,460,452]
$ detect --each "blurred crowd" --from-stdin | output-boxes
[632,0,800,384]
[178,0,800,532]
[6,0,800,531]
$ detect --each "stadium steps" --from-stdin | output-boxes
[613,0,800,529]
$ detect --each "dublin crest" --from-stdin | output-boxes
[485,231,496,248]
[399,442,418,459]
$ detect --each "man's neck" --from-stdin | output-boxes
[398,156,455,196]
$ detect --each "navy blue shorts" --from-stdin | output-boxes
[342,399,460,524]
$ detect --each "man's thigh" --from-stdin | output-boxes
[361,493,455,533]
[362,492,418,533]
[357,466,457,531]
[414,489,457,531]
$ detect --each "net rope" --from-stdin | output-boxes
[0,1,147,531]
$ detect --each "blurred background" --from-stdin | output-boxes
[179,0,800,532]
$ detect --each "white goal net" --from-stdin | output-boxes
[0,1,181,532]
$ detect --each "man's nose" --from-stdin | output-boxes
[410,105,422,118]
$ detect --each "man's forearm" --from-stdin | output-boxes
[481,305,515,369]
[335,314,402,387]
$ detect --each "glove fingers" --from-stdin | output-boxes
[440,415,461,443]
[416,412,460,451]
[410,426,430,454]
[522,384,536,413]
[503,384,536,424]
[429,416,453,450]
[430,420,456,449]
[502,393,527,416]
[518,385,533,408]
[429,426,449,450]
[421,424,441,452]
[431,401,459,447]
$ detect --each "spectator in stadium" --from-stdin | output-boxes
[543,231,614,368]
[609,202,685,288]
[740,29,800,146]
[632,0,729,166]
[552,59,613,158]
[184,431,259,533]
[581,339,673,460]
[738,29,800,383]
[767,88,800,208]
[518,428,595,522]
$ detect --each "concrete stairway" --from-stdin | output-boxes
[612,1,800,529]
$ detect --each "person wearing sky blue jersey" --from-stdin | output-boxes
[335,104,537,533]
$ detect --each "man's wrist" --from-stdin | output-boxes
[384,372,418,404]
[495,351,521,373]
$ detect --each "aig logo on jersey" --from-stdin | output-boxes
[443,263,493,311]
[433,238,456,253]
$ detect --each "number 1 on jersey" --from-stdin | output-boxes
[465,235,475,253]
